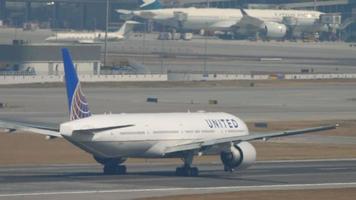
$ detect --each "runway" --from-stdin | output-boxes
[1,159,356,200]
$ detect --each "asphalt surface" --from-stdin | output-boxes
[1,28,355,200]
[1,28,356,74]
[0,159,356,200]
[1,83,356,123]
[111,36,356,74]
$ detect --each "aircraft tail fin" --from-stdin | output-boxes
[140,0,161,10]
[117,21,140,37]
[61,48,92,121]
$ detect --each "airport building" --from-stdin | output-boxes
[0,1,355,27]
[0,42,101,75]
[0,0,137,29]
[0,0,355,41]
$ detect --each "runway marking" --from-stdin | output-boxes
[1,182,356,197]
[238,172,356,180]
[256,158,356,163]
[319,167,351,171]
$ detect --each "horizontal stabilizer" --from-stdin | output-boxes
[116,9,132,15]
[0,119,61,138]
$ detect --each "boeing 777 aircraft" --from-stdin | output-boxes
[118,0,324,39]
[0,49,337,176]
[45,21,139,44]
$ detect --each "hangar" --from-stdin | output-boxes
[0,42,101,75]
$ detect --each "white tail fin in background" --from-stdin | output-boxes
[117,21,140,37]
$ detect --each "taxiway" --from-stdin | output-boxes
[1,83,356,123]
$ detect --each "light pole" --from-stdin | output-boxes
[314,0,317,11]
[104,0,109,67]
[142,21,146,65]
[203,23,208,76]
[160,38,164,73]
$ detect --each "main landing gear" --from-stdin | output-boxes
[94,156,127,175]
[103,164,127,175]
[175,165,199,176]
[175,152,199,177]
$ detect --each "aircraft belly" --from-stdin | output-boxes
[82,141,154,157]
[202,144,228,155]
[184,20,218,30]
[65,135,154,158]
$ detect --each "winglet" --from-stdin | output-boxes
[61,48,91,121]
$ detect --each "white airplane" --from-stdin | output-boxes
[45,21,139,44]
[117,0,324,39]
[0,48,337,176]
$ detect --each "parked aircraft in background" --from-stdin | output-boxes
[45,21,139,44]
[117,0,325,39]
[139,0,162,10]
[0,48,337,176]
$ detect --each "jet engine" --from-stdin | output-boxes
[220,141,256,172]
[261,22,287,39]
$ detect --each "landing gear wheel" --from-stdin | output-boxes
[175,167,184,176]
[190,167,199,176]
[175,166,199,177]
[224,165,233,172]
[103,165,126,175]
[103,165,115,175]
[116,165,127,174]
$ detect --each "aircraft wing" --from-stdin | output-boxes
[235,8,265,31]
[136,11,156,19]
[116,9,156,19]
[210,20,240,30]
[164,124,337,155]
[0,119,62,138]
[77,40,96,44]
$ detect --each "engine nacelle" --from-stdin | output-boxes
[220,141,256,171]
[261,22,287,39]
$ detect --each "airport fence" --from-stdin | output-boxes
[1,73,356,85]
[168,73,356,81]
[168,73,270,81]
[0,74,168,85]
[284,73,356,80]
